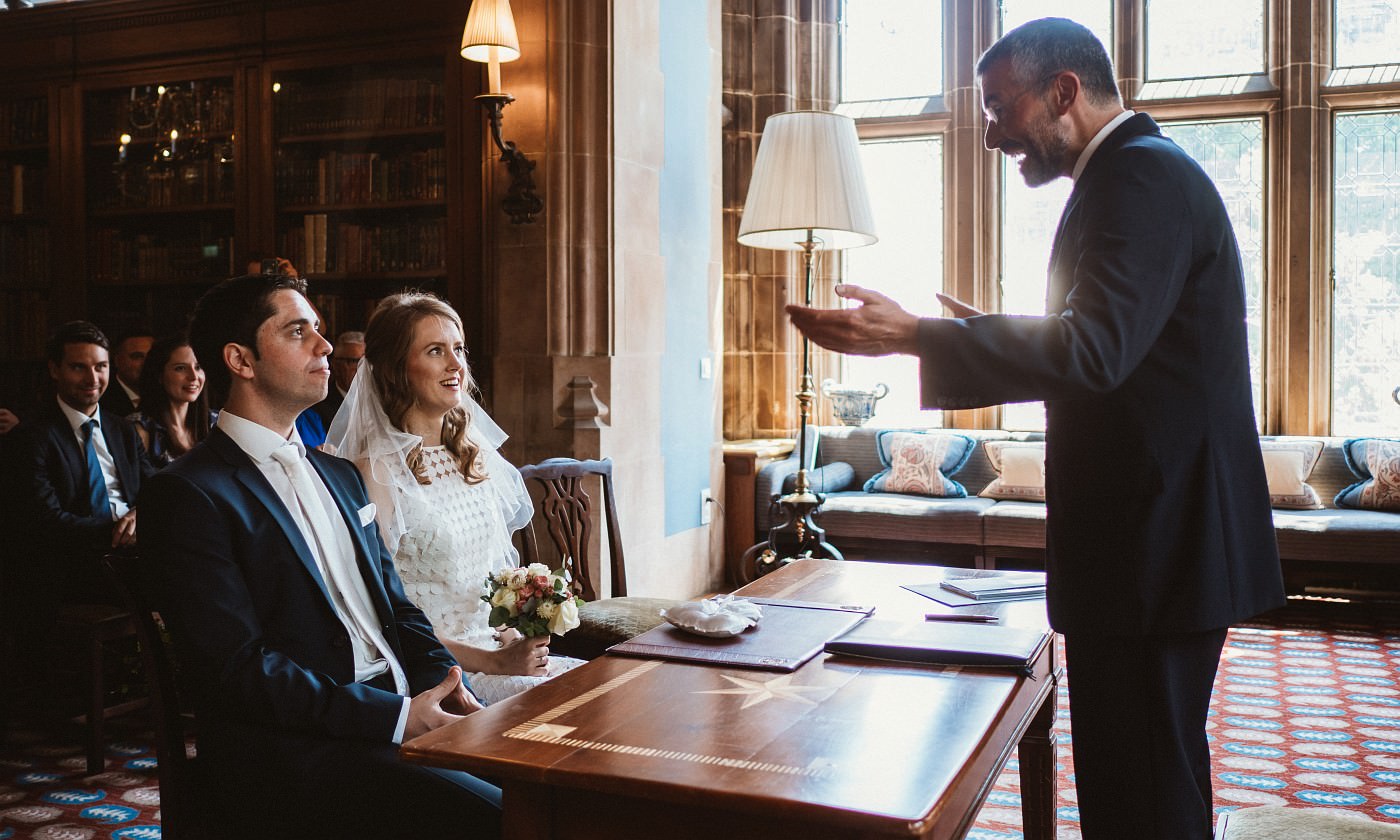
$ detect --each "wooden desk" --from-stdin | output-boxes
[403,560,1059,839]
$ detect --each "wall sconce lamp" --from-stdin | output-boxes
[461,0,542,224]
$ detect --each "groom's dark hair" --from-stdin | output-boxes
[189,272,308,404]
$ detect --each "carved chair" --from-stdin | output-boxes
[516,457,678,659]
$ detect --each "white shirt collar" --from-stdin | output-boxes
[1072,110,1135,183]
[57,395,98,433]
[217,409,307,463]
[117,378,139,404]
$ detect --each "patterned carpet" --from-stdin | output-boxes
[2,599,1398,839]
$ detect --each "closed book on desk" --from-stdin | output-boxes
[825,619,1051,675]
[608,599,872,671]
[940,572,1045,601]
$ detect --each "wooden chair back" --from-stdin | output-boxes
[516,457,625,601]
[101,553,208,839]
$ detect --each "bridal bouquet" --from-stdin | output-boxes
[482,563,584,638]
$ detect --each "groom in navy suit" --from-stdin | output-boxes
[140,273,501,838]
[789,18,1284,840]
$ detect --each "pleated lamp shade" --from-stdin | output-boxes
[738,110,877,251]
[460,0,521,63]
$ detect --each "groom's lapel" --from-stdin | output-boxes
[307,451,393,618]
[209,428,335,605]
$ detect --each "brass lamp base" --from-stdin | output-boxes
[738,490,844,583]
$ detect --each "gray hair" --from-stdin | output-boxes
[977,17,1120,107]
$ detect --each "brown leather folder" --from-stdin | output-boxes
[607,599,873,671]
[825,619,1052,675]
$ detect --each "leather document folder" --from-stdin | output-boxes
[824,619,1052,675]
[608,599,873,671]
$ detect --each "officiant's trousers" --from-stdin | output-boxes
[1063,627,1228,840]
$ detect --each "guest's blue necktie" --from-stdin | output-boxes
[83,418,113,520]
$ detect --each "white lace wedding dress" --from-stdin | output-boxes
[390,445,583,705]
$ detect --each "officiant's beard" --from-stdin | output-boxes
[1016,105,1071,188]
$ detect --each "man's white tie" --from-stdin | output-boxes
[269,443,407,693]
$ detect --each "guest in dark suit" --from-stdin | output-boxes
[140,272,501,839]
[10,321,154,693]
[23,321,155,603]
[98,328,153,419]
[788,18,1283,840]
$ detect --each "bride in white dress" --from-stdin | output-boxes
[326,291,583,705]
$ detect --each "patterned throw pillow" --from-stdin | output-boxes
[978,441,1046,502]
[863,431,975,498]
[1259,439,1325,509]
[1335,438,1400,512]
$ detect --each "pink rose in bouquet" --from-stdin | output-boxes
[481,562,584,637]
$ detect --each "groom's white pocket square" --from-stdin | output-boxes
[357,503,377,527]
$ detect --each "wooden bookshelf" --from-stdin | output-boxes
[271,59,451,341]
[0,0,485,403]
[0,92,51,360]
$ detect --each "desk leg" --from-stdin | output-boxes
[1018,680,1058,840]
[502,782,552,840]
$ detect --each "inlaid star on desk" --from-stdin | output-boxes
[698,674,830,709]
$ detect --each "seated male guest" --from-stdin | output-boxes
[24,321,154,604]
[313,330,364,429]
[99,328,153,419]
[12,321,154,694]
[140,272,501,839]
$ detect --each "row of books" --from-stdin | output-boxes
[275,148,447,206]
[0,225,49,284]
[90,160,234,211]
[0,98,47,147]
[1,163,47,215]
[1,289,48,358]
[275,76,444,135]
[89,229,232,283]
[281,214,446,275]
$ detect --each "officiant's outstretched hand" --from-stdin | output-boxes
[786,284,925,357]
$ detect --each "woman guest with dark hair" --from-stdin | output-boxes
[130,334,214,466]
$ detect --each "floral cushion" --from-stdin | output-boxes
[1259,439,1325,509]
[1335,438,1400,512]
[863,431,975,498]
[978,441,1046,502]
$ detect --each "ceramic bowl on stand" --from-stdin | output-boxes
[821,380,889,426]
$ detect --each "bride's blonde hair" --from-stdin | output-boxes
[364,291,486,485]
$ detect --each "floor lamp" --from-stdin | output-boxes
[737,110,877,575]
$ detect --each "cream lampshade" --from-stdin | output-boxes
[738,110,877,251]
[736,109,877,572]
[461,0,521,95]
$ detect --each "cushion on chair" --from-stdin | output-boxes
[1259,439,1326,509]
[551,596,678,660]
[864,431,976,497]
[1335,437,1400,512]
[1218,805,1400,840]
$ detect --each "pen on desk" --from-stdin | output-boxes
[925,613,999,623]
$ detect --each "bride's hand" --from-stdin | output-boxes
[494,633,550,676]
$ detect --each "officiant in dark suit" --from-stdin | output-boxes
[788,18,1283,840]
[139,272,501,838]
